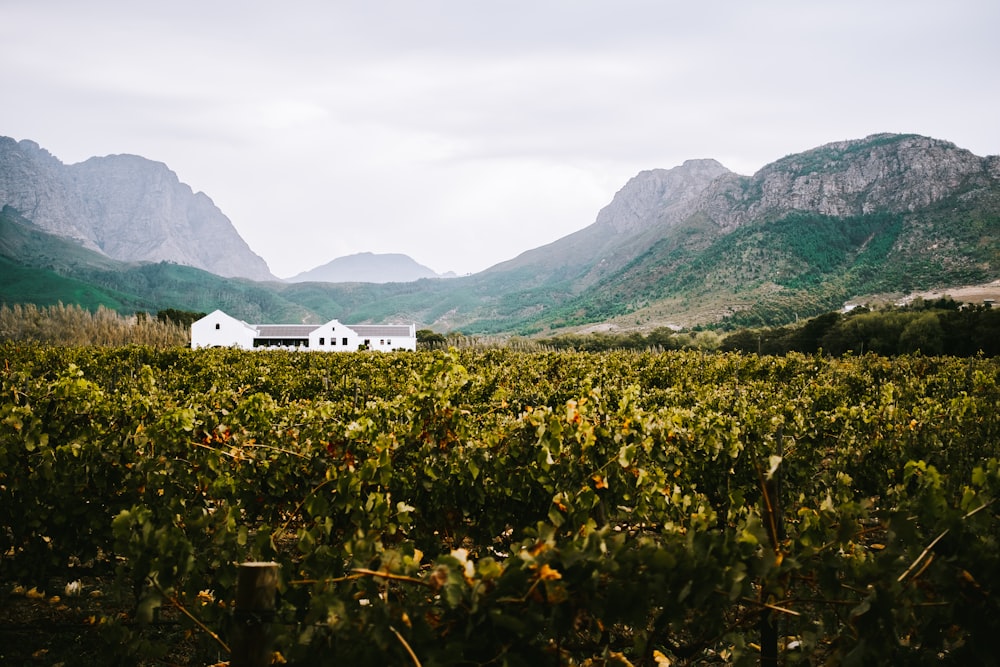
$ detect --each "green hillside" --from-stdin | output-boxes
[581,189,1000,331]
[0,206,326,322]
[4,135,1000,335]
[0,256,135,310]
[4,195,999,334]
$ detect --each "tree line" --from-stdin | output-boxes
[5,300,1000,358]
[721,298,1000,356]
[525,298,1000,357]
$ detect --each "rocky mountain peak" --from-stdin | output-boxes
[702,133,995,229]
[0,137,95,248]
[594,158,732,234]
[0,137,275,281]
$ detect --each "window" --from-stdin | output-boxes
[319,337,325,345]
[380,339,385,346]
[342,337,348,346]
[215,323,220,330]
[387,339,392,346]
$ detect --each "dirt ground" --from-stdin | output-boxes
[0,575,222,667]
[905,279,1000,304]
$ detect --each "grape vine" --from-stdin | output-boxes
[2,343,998,664]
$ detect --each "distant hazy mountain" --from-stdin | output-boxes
[286,252,444,283]
[0,137,275,281]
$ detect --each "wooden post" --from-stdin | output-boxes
[231,562,280,667]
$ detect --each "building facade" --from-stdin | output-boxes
[191,310,416,351]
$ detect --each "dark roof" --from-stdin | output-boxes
[255,325,317,338]
[250,323,413,339]
[349,325,412,337]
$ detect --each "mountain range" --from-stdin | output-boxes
[2,133,999,334]
[286,252,451,283]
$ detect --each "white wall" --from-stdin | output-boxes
[307,319,361,351]
[191,312,417,352]
[190,310,257,349]
[351,325,417,351]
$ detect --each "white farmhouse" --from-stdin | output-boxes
[191,310,416,351]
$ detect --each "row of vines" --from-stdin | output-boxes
[2,343,1000,665]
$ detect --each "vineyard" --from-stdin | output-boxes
[2,343,999,665]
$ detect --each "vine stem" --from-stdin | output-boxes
[897,530,949,584]
[242,442,310,458]
[350,568,432,587]
[390,624,423,667]
[289,568,431,588]
[272,477,336,544]
[897,499,995,584]
[149,578,230,654]
[190,440,309,461]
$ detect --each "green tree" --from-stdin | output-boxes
[416,329,447,348]
[157,308,207,328]
[898,312,945,354]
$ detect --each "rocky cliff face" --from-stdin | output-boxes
[0,139,95,248]
[490,134,990,285]
[700,134,997,229]
[0,137,275,281]
[484,158,731,284]
[592,159,732,234]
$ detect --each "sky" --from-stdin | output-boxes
[2,1,999,278]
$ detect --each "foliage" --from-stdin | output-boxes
[723,301,1000,357]
[416,328,447,348]
[3,345,1000,664]
[155,308,208,329]
[542,327,721,352]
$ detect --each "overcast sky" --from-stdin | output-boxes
[2,1,998,278]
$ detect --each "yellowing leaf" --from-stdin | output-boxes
[538,564,562,581]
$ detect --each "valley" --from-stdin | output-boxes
[2,133,999,336]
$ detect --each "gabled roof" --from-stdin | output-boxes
[204,309,257,331]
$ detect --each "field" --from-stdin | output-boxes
[2,344,999,665]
